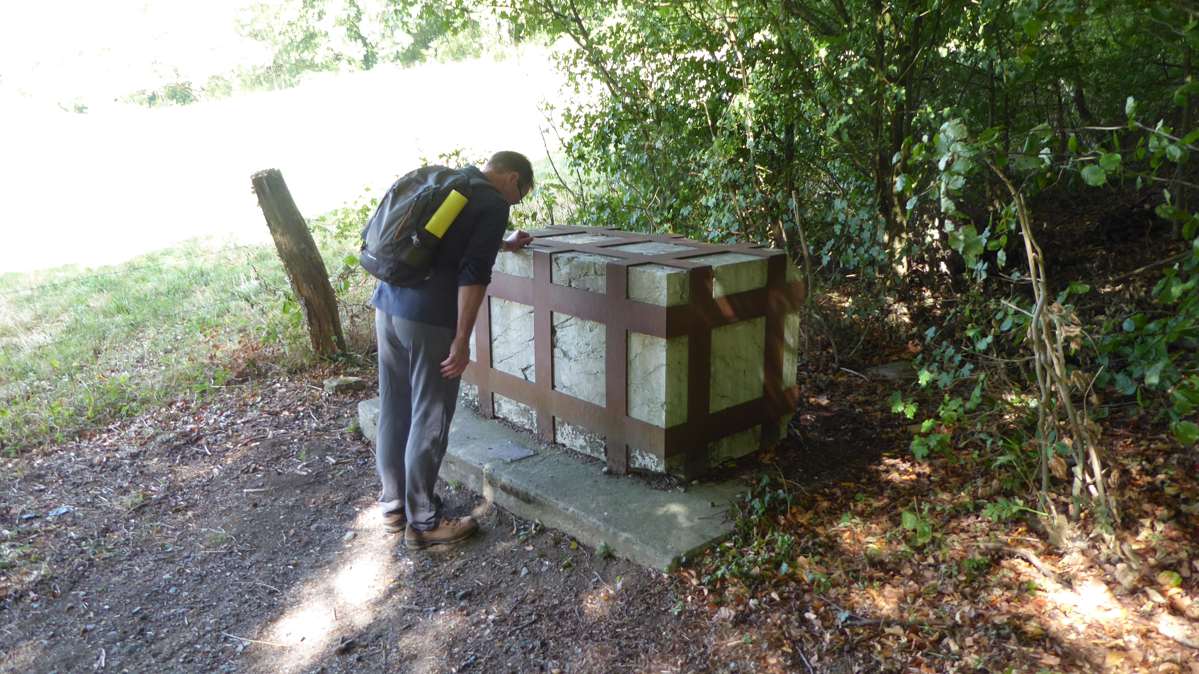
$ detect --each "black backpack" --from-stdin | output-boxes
[359,165,489,286]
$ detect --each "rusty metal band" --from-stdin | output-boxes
[532,250,555,443]
[485,272,804,340]
[473,286,496,418]
[604,259,632,473]
[760,255,786,450]
[682,265,715,478]
[463,226,807,478]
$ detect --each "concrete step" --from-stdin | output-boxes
[358,397,745,570]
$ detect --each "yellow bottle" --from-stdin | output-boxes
[423,189,468,238]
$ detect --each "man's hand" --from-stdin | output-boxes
[440,337,471,379]
[501,229,534,252]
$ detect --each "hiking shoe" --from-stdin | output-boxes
[404,516,478,549]
[382,510,407,533]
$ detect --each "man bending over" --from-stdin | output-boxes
[371,151,534,548]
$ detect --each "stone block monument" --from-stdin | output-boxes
[462,226,805,478]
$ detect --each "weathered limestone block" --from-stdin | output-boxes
[709,317,766,412]
[783,311,801,388]
[495,393,536,430]
[628,263,690,306]
[554,417,606,458]
[627,332,688,428]
[552,312,606,406]
[490,298,535,382]
[709,426,761,466]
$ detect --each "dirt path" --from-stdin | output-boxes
[1,376,713,673]
[7,366,1196,673]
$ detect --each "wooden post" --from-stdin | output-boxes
[251,168,346,357]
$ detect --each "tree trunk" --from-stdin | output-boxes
[251,168,347,358]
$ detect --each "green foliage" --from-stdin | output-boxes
[237,0,491,88]
[900,507,934,548]
[703,476,798,586]
[982,497,1030,523]
[124,81,197,108]
[889,391,917,420]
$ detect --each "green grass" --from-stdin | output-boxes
[0,165,559,456]
[0,238,372,454]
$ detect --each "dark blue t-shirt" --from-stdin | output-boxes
[370,166,510,329]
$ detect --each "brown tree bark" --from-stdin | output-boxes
[251,168,346,358]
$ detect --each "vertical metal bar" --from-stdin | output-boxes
[532,250,555,442]
[683,266,714,479]
[761,254,786,446]
[474,295,495,418]
[604,261,630,474]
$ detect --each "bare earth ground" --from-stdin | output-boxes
[1,374,717,673]
[3,360,1198,673]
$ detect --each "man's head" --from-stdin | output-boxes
[482,151,534,206]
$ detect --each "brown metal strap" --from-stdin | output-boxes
[532,250,555,442]
[761,255,786,450]
[473,292,495,418]
[604,260,630,473]
[682,265,715,478]
[476,368,669,454]
[487,270,804,339]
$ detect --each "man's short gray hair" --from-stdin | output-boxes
[485,151,534,190]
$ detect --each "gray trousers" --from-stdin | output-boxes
[375,310,461,531]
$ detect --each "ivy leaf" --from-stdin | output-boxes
[1145,359,1167,387]
[1114,373,1137,395]
[1172,420,1199,447]
[1081,164,1107,187]
[1022,17,1042,39]
[1099,153,1121,172]
[948,225,986,264]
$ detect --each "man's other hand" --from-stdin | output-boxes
[501,230,533,252]
[440,337,471,379]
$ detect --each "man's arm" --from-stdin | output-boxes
[439,284,487,379]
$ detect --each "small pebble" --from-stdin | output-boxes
[519,566,529,578]
[343,531,356,542]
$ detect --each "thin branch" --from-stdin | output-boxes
[1103,251,1192,284]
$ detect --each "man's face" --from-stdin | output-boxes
[504,171,531,206]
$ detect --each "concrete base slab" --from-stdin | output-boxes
[358,397,745,570]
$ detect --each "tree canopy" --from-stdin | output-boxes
[245,0,1199,525]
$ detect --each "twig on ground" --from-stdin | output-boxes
[839,367,869,381]
[513,614,539,631]
[796,643,815,673]
[221,632,287,648]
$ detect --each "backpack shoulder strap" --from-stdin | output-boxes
[463,169,496,194]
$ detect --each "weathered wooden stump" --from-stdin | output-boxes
[251,168,346,357]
